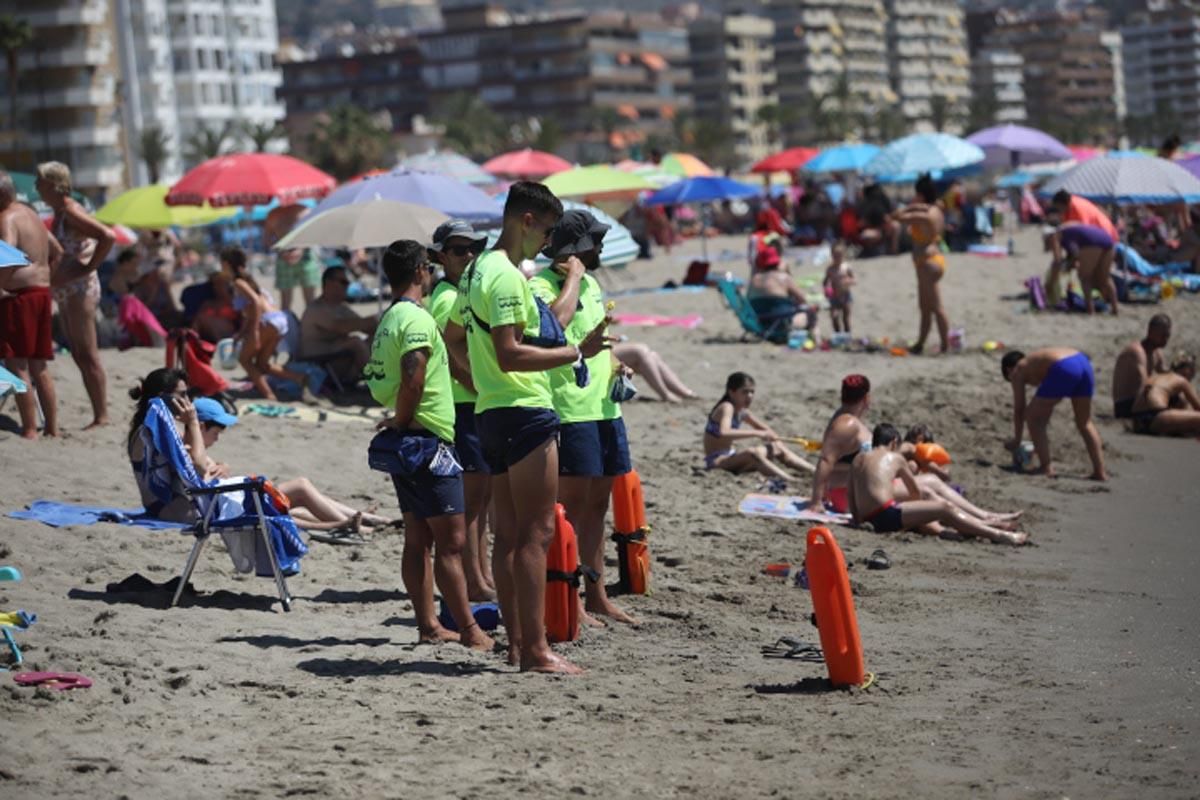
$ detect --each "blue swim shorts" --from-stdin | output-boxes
[1035,352,1095,399]
[559,418,633,478]
[475,407,560,475]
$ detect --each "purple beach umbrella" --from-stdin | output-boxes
[967,124,1073,169]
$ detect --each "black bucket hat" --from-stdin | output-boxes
[544,209,610,259]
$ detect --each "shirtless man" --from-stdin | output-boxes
[848,423,1028,545]
[1130,352,1200,436]
[0,171,61,439]
[811,374,873,513]
[1112,314,1171,420]
[1001,348,1107,480]
[747,247,818,340]
[299,266,376,385]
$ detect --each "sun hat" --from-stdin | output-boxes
[544,209,610,258]
[194,397,238,427]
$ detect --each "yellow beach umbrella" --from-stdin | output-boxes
[660,153,716,178]
[544,165,654,199]
[96,184,236,229]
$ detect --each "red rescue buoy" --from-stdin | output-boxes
[611,470,651,594]
[805,526,866,688]
[545,504,581,643]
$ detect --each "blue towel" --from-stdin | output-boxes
[1116,244,1189,278]
[8,501,188,530]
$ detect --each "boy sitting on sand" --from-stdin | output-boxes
[848,423,1028,545]
[822,242,855,334]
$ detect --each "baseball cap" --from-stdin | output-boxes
[544,209,610,259]
[429,219,487,253]
[194,397,238,428]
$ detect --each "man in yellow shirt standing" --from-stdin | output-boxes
[444,183,608,674]
[530,210,636,625]
[365,240,494,652]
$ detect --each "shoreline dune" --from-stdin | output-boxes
[1,228,1198,798]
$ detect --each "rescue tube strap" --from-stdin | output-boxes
[547,567,583,587]
[611,528,648,544]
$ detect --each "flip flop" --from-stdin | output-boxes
[308,530,368,546]
[12,671,93,691]
[866,549,891,571]
[761,636,824,662]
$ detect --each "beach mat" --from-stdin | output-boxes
[243,403,386,424]
[738,494,851,525]
[612,313,703,329]
[9,501,187,531]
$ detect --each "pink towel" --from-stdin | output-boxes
[118,295,167,347]
[612,313,703,330]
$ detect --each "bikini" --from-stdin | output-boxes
[910,223,946,274]
[52,214,100,304]
[704,408,741,469]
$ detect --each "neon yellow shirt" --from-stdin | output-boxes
[428,278,477,406]
[529,268,616,423]
[364,299,456,442]
[453,250,553,413]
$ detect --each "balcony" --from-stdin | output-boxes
[16,39,112,70]
[19,84,114,109]
[71,163,124,190]
[43,123,120,149]
[23,2,107,27]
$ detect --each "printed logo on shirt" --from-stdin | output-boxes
[497,295,522,310]
[404,331,430,346]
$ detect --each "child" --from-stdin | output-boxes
[703,372,813,480]
[901,423,951,482]
[823,242,855,333]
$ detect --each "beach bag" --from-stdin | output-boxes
[545,504,581,643]
[611,470,651,595]
[609,373,638,404]
[367,430,462,477]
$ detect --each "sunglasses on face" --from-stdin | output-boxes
[443,244,473,257]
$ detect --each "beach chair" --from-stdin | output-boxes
[136,398,306,611]
[714,279,792,344]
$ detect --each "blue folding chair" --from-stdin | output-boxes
[714,279,793,344]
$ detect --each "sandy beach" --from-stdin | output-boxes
[1,227,1198,798]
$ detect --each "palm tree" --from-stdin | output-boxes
[242,120,284,153]
[966,85,999,134]
[755,104,798,149]
[185,123,234,164]
[532,117,564,154]
[0,15,33,130]
[433,92,507,160]
[137,124,172,184]
[306,104,392,181]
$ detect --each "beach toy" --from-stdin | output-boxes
[914,442,952,467]
[784,436,823,453]
[0,566,21,582]
[545,504,581,643]
[947,327,965,353]
[1013,441,1035,472]
[805,527,867,689]
[889,346,908,357]
[982,340,1003,353]
[437,600,501,633]
[215,338,240,370]
[611,471,651,595]
[762,562,792,578]
[1162,282,1176,300]
[12,672,93,691]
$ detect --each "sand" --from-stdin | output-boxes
[1,228,1198,798]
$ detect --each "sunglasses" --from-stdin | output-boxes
[443,244,473,257]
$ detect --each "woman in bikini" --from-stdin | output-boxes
[896,174,949,355]
[703,372,813,480]
[811,374,874,513]
[38,161,116,428]
[222,247,313,402]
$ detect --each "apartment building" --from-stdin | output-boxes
[117,0,184,184]
[970,50,1027,124]
[981,4,1123,139]
[0,0,126,198]
[165,0,286,161]
[886,0,970,132]
[688,14,778,164]
[761,0,892,144]
[1122,0,1199,140]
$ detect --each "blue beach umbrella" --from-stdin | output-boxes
[227,197,316,224]
[803,143,881,175]
[0,240,30,268]
[310,170,502,226]
[644,176,760,206]
[1039,155,1200,205]
[864,133,985,182]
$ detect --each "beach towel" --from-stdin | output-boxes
[8,501,188,531]
[1115,244,1189,278]
[738,494,852,525]
[611,313,703,329]
[243,403,385,424]
[607,285,709,299]
[117,295,168,348]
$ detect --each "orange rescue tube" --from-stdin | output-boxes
[805,526,866,688]
[914,442,951,466]
[545,504,581,643]
[611,470,651,594]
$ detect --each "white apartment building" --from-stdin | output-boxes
[971,49,1027,124]
[164,0,286,164]
[117,0,184,184]
[886,0,971,132]
[0,0,126,198]
[689,14,778,164]
[763,0,893,144]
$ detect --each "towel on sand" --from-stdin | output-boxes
[8,501,187,531]
[739,494,852,525]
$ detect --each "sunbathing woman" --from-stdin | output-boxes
[704,372,813,480]
[223,247,314,402]
[612,340,698,403]
[190,397,392,533]
[811,374,874,512]
[896,174,949,355]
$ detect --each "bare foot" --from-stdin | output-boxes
[506,644,520,667]
[987,517,1019,531]
[1088,471,1108,481]
[1033,465,1056,478]
[521,651,584,675]
[300,387,322,406]
[349,511,363,533]
[468,587,498,602]
[20,430,37,440]
[417,625,460,645]
[459,624,495,653]
[581,609,607,629]
[83,418,109,431]
[1004,531,1030,546]
[585,601,639,626]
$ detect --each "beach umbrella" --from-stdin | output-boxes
[227,197,317,224]
[995,171,1035,189]
[645,176,760,260]
[543,165,654,199]
[614,160,677,188]
[803,143,881,174]
[0,239,30,268]
[309,170,502,226]
[863,133,985,181]
[166,153,336,207]
[399,150,494,185]
[111,225,138,247]
[1068,146,1104,162]
[1039,154,1200,205]
[482,148,572,179]
[750,147,819,174]
[1177,154,1200,180]
[273,199,448,250]
[96,184,236,229]
[660,153,715,178]
[488,195,639,270]
[966,124,1072,170]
